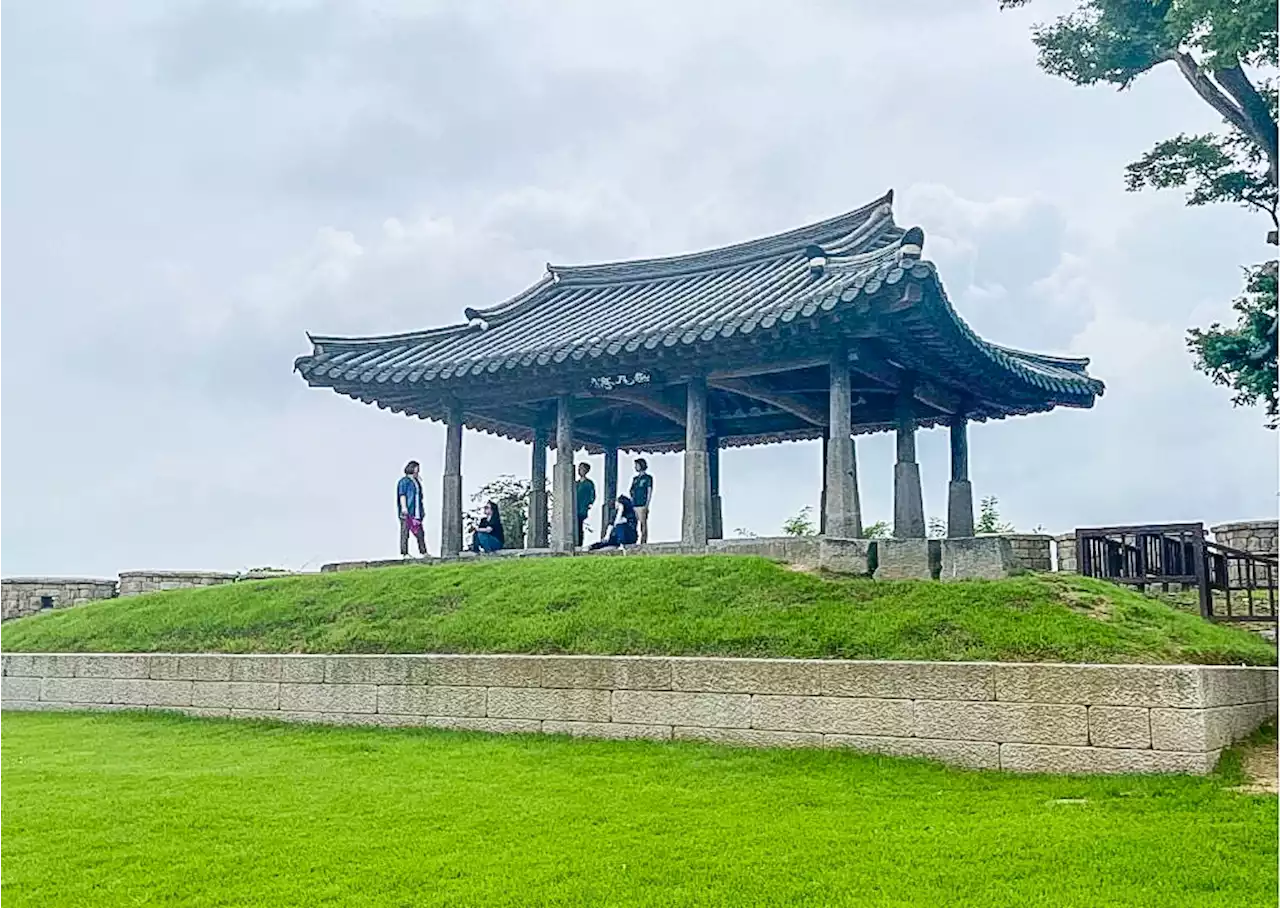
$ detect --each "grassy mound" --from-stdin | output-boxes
[4,711,1276,907]
[2,556,1272,664]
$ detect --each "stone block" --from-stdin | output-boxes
[162,706,231,719]
[939,537,1017,580]
[1,700,42,711]
[150,655,233,682]
[1150,703,1275,752]
[540,657,672,691]
[232,709,306,723]
[27,655,81,678]
[670,658,820,695]
[190,681,280,711]
[427,655,542,688]
[1,654,34,676]
[41,677,115,704]
[673,727,823,748]
[229,656,284,683]
[376,685,486,717]
[1088,706,1151,749]
[874,540,932,580]
[999,743,1219,775]
[611,690,751,728]
[1197,667,1278,707]
[74,655,151,679]
[818,538,872,575]
[914,700,1088,745]
[279,683,377,714]
[323,656,430,686]
[542,721,672,741]
[487,687,611,722]
[820,661,994,701]
[112,679,193,707]
[750,695,914,736]
[415,716,542,735]
[279,657,326,684]
[3,676,43,701]
[994,664,1202,708]
[825,735,1001,771]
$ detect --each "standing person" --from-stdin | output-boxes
[589,495,638,550]
[629,458,653,545]
[397,461,428,558]
[469,500,505,553]
[574,462,596,548]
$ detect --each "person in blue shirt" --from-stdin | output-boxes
[575,462,596,548]
[629,458,654,544]
[396,461,427,558]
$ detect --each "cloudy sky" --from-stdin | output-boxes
[4,0,1276,577]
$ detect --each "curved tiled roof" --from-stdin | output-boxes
[296,189,1103,446]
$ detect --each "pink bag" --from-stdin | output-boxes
[406,516,422,535]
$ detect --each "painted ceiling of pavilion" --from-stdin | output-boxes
[294,190,1104,453]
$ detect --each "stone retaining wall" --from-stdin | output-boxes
[4,653,1273,775]
[1,579,118,621]
[322,535,1041,580]
[117,571,239,598]
[1211,520,1279,555]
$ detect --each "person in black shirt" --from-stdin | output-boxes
[575,462,596,548]
[469,500,505,553]
[589,495,638,550]
[629,459,653,544]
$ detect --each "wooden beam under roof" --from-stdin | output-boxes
[850,345,962,415]
[709,376,828,427]
[597,388,687,426]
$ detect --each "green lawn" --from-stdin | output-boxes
[2,557,1273,664]
[2,711,1275,907]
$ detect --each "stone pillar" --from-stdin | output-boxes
[708,434,723,540]
[528,428,549,549]
[441,404,464,556]
[819,433,829,536]
[681,377,710,547]
[824,351,862,538]
[601,445,619,540]
[893,381,925,539]
[947,417,975,538]
[552,395,576,552]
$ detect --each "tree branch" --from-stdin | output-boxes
[1214,64,1279,186]
[1174,52,1252,137]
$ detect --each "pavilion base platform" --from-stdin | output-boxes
[321,535,1036,581]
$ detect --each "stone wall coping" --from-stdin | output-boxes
[116,570,240,579]
[2,577,117,586]
[1210,520,1278,533]
[6,651,1274,674]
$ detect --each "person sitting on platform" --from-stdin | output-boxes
[589,495,638,551]
[629,458,653,545]
[468,500,505,553]
[575,462,596,547]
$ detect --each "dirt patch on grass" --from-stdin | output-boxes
[1231,738,1278,795]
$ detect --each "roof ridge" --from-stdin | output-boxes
[549,189,896,285]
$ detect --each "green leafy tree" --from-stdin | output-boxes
[976,497,1015,535]
[1004,0,1280,422]
[862,521,891,539]
[1187,261,1279,425]
[1001,0,1278,207]
[781,506,817,537]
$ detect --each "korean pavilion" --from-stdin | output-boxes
[295,190,1104,554]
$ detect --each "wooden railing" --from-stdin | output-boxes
[1075,523,1277,623]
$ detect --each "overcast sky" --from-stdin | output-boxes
[4,0,1276,577]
